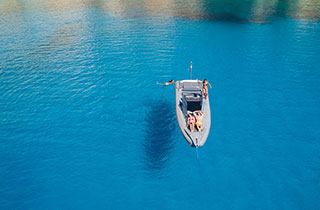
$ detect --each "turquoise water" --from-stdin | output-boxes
[1,1,320,209]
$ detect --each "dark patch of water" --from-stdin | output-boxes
[142,100,176,177]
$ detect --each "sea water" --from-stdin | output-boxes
[1,0,320,209]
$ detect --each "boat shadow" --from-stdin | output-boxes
[143,99,176,177]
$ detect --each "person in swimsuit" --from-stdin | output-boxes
[193,110,204,132]
[163,80,174,86]
[202,79,212,99]
[187,113,195,132]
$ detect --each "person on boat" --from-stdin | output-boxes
[163,80,174,86]
[193,110,204,132]
[187,113,195,132]
[202,79,212,99]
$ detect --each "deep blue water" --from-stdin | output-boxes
[1,1,320,209]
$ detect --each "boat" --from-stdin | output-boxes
[175,79,211,147]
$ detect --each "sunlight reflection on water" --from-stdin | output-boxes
[1,0,320,23]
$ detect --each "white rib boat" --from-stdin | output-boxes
[175,80,211,147]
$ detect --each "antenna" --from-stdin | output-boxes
[189,61,193,80]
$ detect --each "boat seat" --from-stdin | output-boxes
[184,94,202,102]
[182,92,202,99]
[182,82,202,91]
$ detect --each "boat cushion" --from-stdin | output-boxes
[182,82,202,91]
